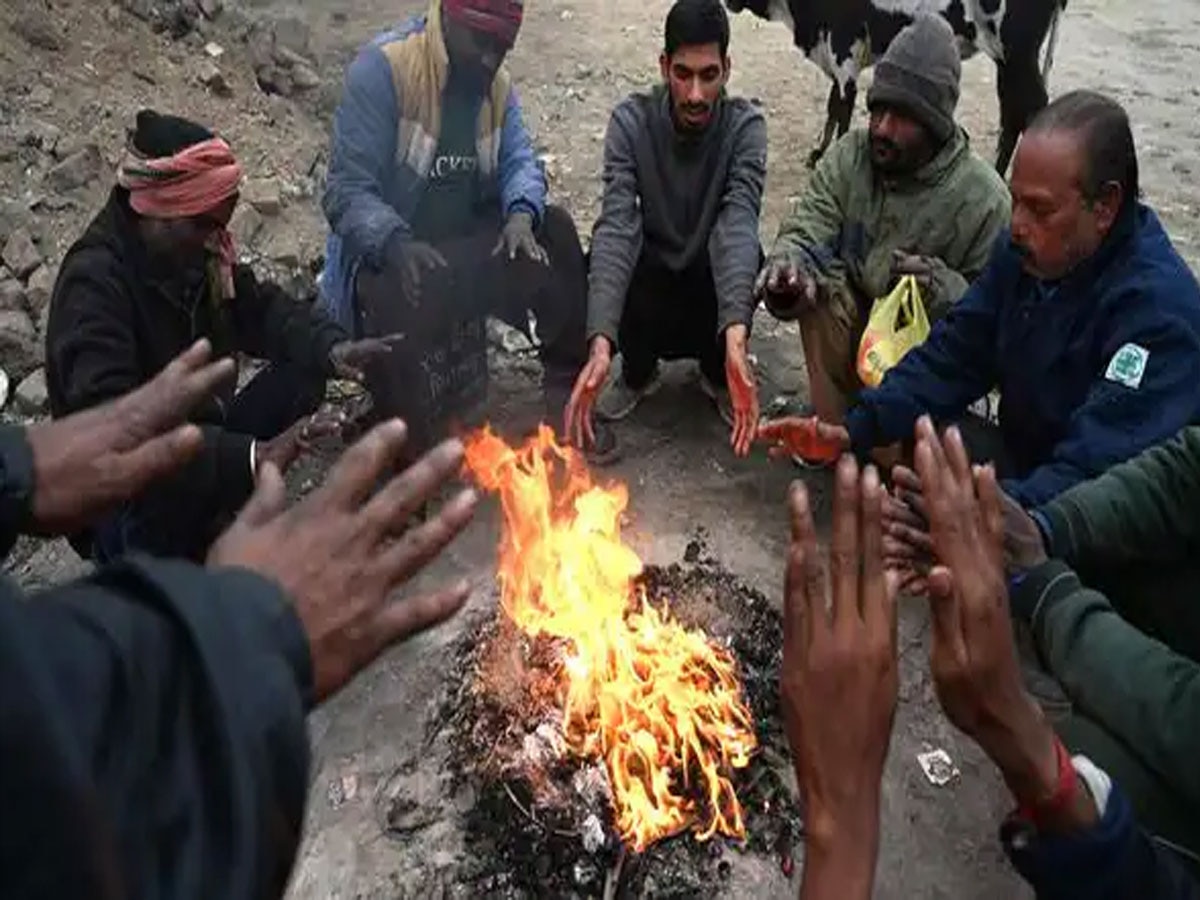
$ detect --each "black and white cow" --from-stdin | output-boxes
[725,0,1069,173]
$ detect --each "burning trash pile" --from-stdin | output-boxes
[423,426,801,896]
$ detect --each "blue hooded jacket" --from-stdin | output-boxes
[846,203,1200,506]
[318,16,546,331]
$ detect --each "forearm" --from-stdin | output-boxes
[1034,428,1200,565]
[800,813,880,900]
[924,260,971,322]
[1019,562,1200,805]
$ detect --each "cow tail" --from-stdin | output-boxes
[1041,1,1067,86]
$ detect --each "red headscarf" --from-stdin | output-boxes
[441,0,524,45]
[117,137,244,299]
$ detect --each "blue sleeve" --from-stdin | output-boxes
[1003,298,1200,507]
[321,46,408,269]
[498,86,546,225]
[1003,784,1199,899]
[845,241,1004,451]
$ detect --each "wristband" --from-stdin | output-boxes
[1016,735,1079,829]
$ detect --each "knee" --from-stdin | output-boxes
[539,205,582,247]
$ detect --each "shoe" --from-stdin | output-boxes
[595,356,662,421]
[583,419,621,467]
[697,372,736,428]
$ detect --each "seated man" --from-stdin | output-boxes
[564,0,766,457]
[321,0,611,461]
[46,110,381,563]
[763,90,1200,507]
[758,15,1009,426]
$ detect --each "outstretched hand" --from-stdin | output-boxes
[782,458,898,900]
[756,416,847,464]
[724,325,759,457]
[25,338,235,536]
[329,334,403,382]
[209,422,478,703]
[564,336,612,450]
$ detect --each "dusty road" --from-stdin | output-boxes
[283,2,1200,898]
[2,0,1198,895]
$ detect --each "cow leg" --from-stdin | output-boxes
[995,52,1049,175]
[807,79,857,169]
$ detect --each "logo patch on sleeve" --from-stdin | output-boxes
[1105,342,1150,389]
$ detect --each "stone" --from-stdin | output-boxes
[19,119,61,154]
[23,265,54,316]
[14,368,48,415]
[197,0,223,19]
[0,368,8,409]
[229,204,264,248]
[204,41,224,58]
[197,62,232,97]
[2,228,42,280]
[272,45,311,69]
[271,15,311,58]
[243,177,283,216]
[0,279,25,312]
[45,144,103,193]
[12,8,64,52]
[254,64,291,97]
[290,64,320,91]
[0,200,31,247]
[0,310,41,380]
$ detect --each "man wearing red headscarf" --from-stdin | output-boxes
[322,0,617,465]
[45,110,393,563]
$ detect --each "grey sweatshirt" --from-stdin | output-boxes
[586,86,767,343]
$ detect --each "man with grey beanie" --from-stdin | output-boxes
[756,14,1009,446]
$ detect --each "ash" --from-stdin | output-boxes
[423,535,803,898]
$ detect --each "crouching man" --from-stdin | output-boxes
[46,110,385,563]
[758,15,1009,430]
[321,0,614,462]
[565,0,767,456]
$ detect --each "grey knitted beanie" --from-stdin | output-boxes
[867,15,962,144]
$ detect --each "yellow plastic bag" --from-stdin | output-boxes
[856,275,931,388]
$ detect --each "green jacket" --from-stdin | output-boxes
[1017,427,1200,809]
[768,127,1010,320]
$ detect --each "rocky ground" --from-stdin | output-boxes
[2,0,1199,896]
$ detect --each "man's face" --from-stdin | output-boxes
[1009,130,1121,281]
[660,43,728,132]
[868,104,934,175]
[442,18,514,91]
[141,194,238,262]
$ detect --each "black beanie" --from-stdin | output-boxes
[866,15,961,145]
[130,109,214,157]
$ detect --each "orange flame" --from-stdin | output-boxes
[463,425,757,852]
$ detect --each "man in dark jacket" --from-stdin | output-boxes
[46,110,389,563]
[0,340,478,899]
[564,0,767,457]
[781,424,1198,900]
[759,90,1200,507]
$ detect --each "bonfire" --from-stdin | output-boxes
[463,425,758,852]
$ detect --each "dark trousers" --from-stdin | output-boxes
[616,255,727,391]
[354,205,588,458]
[90,363,325,564]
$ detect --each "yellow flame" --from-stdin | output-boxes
[464,425,757,851]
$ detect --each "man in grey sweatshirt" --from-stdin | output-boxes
[563,0,767,457]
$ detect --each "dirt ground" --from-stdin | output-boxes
[3,0,1199,896]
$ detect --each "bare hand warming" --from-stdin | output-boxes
[913,417,1095,830]
[208,421,479,702]
[329,334,403,383]
[564,335,612,450]
[783,457,899,900]
[254,408,345,475]
[25,339,234,536]
[724,324,759,457]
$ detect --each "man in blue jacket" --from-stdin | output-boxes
[321,0,613,461]
[759,90,1200,507]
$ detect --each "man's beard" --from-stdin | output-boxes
[869,135,915,175]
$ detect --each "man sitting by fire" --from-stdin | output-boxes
[760,90,1200,506]
[563,0,767,457]
[45,110,389,564]
[321,0,615,464]
[756,15,1009,437]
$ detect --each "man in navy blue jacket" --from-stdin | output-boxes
[760,90,1200,507]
